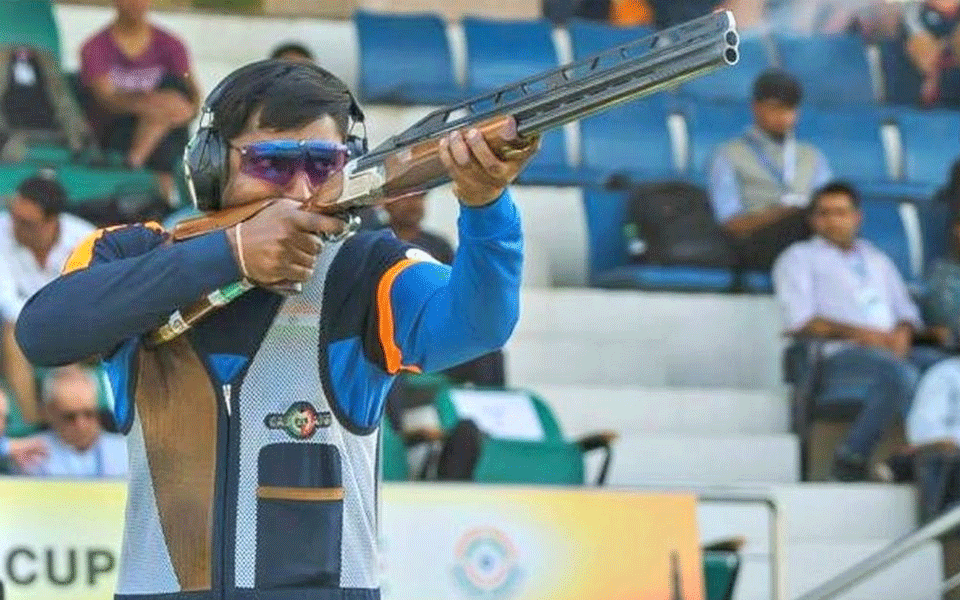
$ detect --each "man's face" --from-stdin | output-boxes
[811,192,862,249]
[115,0,150,21]
[221,115,345,209]
[9,194,57,254]
[753,99,798,139]
[385,195,427,231]
[47,378,101,453]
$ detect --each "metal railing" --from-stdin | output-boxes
[795,503,960,600]
[617,483,786,600]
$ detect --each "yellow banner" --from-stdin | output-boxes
[0,479,702,600]
[0,478,126,600]
[381,484,703,600]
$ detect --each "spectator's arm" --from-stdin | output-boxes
[708,152,743,223]
[907,361,960,446]
[85,73,159,117]
[710,151,800,237]
[884,253,924,330]
[2,322,37,424]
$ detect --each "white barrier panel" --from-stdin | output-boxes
[0,479,703,600]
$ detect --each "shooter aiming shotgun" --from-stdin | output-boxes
[149,10,740,346]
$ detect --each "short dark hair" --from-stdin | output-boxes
[211,60,355,143]
[810,181,861,212]
[16,173,66,217]
[270,42,314,62]
[752,69,803,106]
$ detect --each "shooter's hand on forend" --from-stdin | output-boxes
[438,124,539,208]
[224,199,348,286]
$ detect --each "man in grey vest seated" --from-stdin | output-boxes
[709,69,833,271]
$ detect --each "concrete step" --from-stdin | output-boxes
[605,434,800,485]
[730,540,943,600]
[528,384,790,437]
[504,288,785,389]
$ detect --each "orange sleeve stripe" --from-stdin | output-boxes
[376,258,423,375]
[62,229,106,275]
[61,223,166,275]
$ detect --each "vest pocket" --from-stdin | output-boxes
[255,443,343,589]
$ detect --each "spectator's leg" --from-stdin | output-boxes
[126,113,174,169]
[1,321,38,424]
[822,346,920,480]
[915,452,951,523]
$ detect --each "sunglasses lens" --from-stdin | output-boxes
[240,141,300,187]
[305,143,348,186]
[239,140,348,188]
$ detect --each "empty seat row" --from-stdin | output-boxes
[522,96,959,190]
[355,11,914,109]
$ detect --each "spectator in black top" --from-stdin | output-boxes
[385,193,454,265]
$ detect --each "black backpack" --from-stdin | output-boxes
[622,180,736,268]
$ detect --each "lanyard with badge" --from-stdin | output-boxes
[742,130,805,207]
[848,249,895,330]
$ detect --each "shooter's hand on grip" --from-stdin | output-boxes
[224,199,348,286]
[438,124,539,207]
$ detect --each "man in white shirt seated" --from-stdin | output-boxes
[21,365,126,478]
[906,357,960,520]
[773,182,947,481]
[0,174,94,431]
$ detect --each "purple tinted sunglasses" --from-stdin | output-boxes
[234,139,349,188]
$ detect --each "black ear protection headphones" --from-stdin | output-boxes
[183,60,367,211]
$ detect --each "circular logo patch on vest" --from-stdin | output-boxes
[264,401,332,439]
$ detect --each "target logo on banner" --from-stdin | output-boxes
[452,527,523,599]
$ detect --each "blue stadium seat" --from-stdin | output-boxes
[794,107,888,183]
[682,99,753,177]
[879,39,924,106]
[463,17,558,95]
[679,35,772,102]
[354,11,462,105]
[567,19,653,60]
[514,129,586,185]
[893,108,960,187]
[860,196,920,284]
[581,186,734,292]
[775,34,875,106]
[579,95,676,183]
[0,0,60,59]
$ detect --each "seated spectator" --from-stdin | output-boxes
[270,42,314,63]
[1,174,94,428]
[773,182,947,481]
[710,69,832,272]
[905,357,960,521]
[21,366,126,478]
[80,0,200,203]
[0,387,47,475]
[903,0,960,107]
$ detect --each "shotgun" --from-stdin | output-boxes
[148,10,740,346]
